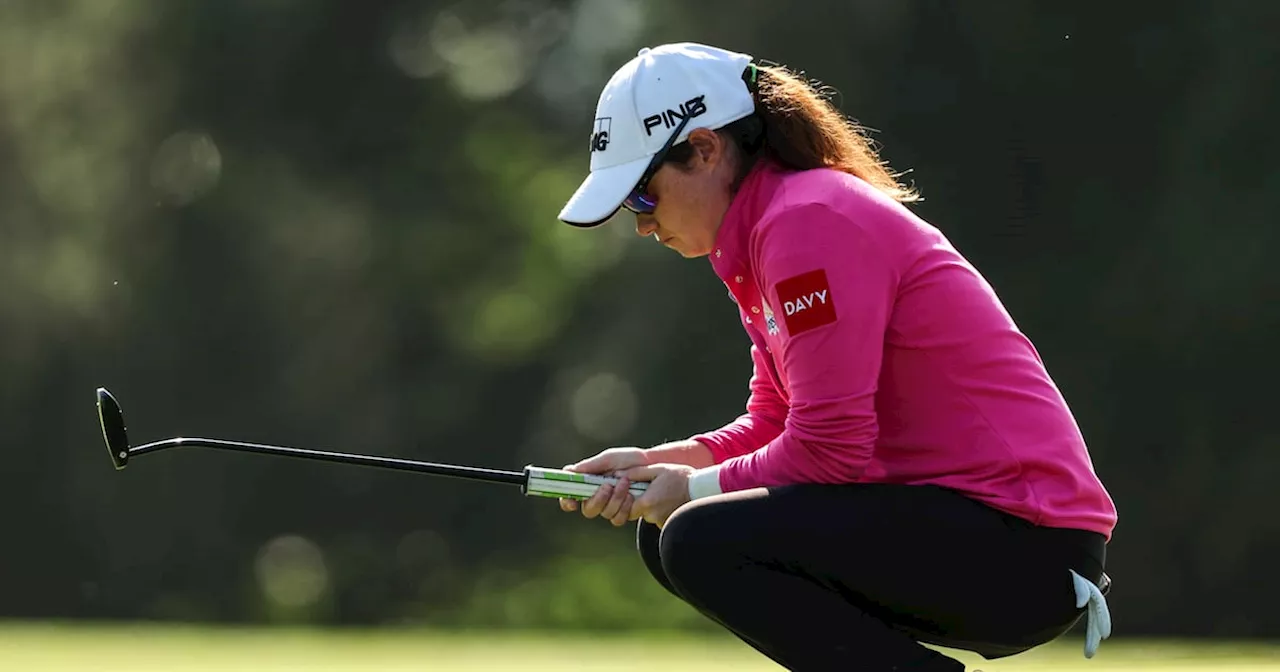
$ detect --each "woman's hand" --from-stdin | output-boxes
[558,447,652,526]
[620,463,695,528]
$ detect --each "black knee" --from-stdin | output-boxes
[637,520,680,598]
[657,501,732,600]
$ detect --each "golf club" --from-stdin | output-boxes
[96,387,647,501]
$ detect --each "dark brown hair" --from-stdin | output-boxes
[667,63,919,203]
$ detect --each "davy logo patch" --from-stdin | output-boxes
[775,269,836,335]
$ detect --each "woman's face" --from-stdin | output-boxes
[632,129,739,258]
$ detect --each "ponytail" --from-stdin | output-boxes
[668,62,920,203]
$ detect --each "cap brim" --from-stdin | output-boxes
[558,155,652,228]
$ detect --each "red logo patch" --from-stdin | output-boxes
[775,269,836,336]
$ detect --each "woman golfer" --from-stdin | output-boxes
[556,42,1117,671]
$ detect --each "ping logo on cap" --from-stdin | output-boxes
[590,117,611,152]
[642,95,707,136]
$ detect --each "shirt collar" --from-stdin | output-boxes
[709,158,787,281]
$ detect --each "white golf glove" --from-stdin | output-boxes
[1071,569,1112,658]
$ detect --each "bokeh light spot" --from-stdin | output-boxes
[255,535,330,610]
[569,371,638,442]
[149,130,222,206]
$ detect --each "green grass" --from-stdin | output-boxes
[1,623,1277,671]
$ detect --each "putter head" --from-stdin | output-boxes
[97,387,130,470]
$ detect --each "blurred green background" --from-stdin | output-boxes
[1,0,1278,668]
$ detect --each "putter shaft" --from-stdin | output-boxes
[128,437,527,486]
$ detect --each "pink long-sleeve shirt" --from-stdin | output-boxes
[687,160,1118,540]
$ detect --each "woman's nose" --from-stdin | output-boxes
[635,216,658,237]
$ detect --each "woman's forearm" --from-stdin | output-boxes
[645,439,716,469]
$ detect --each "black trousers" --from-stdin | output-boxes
[637,483,1107,671]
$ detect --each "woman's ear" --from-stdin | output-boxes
[685,128,724,166]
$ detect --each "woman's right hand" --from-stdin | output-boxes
[558,447,652,525]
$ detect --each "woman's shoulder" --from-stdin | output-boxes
[764,166,911,219]
[760,166,925,232]
[749,165,945,266]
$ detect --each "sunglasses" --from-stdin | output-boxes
[621,112,693,215]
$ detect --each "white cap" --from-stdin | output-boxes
[558,42,756,227]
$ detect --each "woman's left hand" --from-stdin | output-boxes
[620,463,695,528]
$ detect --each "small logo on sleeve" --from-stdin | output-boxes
[775,269,836,336]
[761,302,779,335]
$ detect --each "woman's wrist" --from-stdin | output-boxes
[687,464,724,500]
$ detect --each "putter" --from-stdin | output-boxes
[96,387,647,501]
